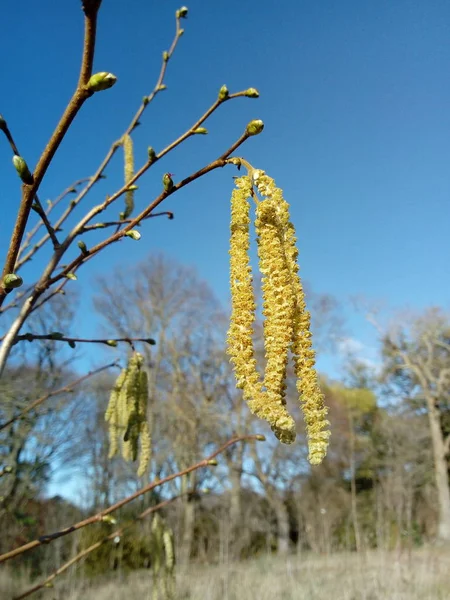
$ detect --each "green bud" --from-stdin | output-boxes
[246,119,264,136]
[125,230,141,240]
[218,85,229,101]
[44,582,54,589]
[93,223,106,229]
[127,184,138,191]
[2,274,23,289]
[255,434,266,442]
[3,466,13,474]
[12,155,33,184]
[163,172,174,192]
[157,84,167,92]
[192,127,208,135]
[244,87,260,98]
[178,28,185,36]
[77,240,88,255]
[163,51,169,62]
[147,147,157,163]
[101,515,117,525]
[66,273,77,281]
[176,6,188,18]
[86,72,117,93]
[106,340,118,347]
[142,96,149,106]
[50,332,64,340]
[207,459,218,466]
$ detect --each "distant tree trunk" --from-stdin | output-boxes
[179,475,196,566]
[426,394,450,542]
[348,411,362,552]
[228,441,245,560]
[271,496,290,555]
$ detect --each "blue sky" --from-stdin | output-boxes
[1,0,450,377]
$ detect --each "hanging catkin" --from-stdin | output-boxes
[227,170,330,463]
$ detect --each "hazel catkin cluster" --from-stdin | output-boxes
[105,352,151,476]
[227,171,330,464]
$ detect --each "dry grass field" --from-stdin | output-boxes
[3,547,450,600]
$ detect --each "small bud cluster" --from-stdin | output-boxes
[105,352,151,476]
[227,172,330,464]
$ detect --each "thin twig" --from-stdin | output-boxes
[13,492,192,600]
[82,211,174,231]
[42,10,185,252]
[0,435,262,564]
[16,178,91,268]
[0,362,117,432]
[0,2,101,305]
[47,134,250,287]
[0,118,60,249]
[9,333,156,347]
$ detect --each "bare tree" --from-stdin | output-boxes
[380,308,450,542]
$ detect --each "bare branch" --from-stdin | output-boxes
[0,362,117,432]
[0,435,263,564]
[13,492,189,600]
[0,3,102,305]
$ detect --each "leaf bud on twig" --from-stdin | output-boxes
[147,147,157,163]
[86,72,117,93]
[77,240,88,255]
[244,87,260,98]
[176,6,188,18]
[12,155,34,184]
[125,230,141,241]
[2,274,23,290]
[218,85,229,101]
[163,172,174,192]
[106,340,118,347]
[246,119,264,136]
[192,127,208,135]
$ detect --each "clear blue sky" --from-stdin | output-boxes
[1,0,450,374]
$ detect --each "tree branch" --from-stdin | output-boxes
[0,362,117,432]
[0,434,263,564]
[0,3,101,305]
[13,491,190,600]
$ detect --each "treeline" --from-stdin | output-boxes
[1,254,449,583]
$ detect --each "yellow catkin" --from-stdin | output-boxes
[105,352,152,472]
[255,197,296,443]
[105,366,128,459]
[227,176,296,444]
[254,172,330,464]
[122,133,135,219]
[227,170,330,463]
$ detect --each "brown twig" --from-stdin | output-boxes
[82,211,174,231]
[16,178,91,269]
[0,435,263,564]
[47,134,250,287]
[0,2,102,305]
[0,362,117,432]
[0,117,60,249]
[13,492,191,600]
[9,333,156,348]
[49,10,185,248]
